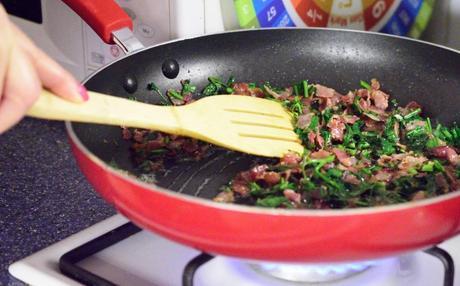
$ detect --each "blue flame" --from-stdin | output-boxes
[254,260,379,282]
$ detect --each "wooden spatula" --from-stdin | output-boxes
[27,90,304,157]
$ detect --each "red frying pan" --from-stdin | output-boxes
[62,0,460,263]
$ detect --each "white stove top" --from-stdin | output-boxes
[9,214,460,286]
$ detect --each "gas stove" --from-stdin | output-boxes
[9,214,458,286]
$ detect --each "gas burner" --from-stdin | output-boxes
[249,260,379,283]
[9,216,457,286]
[56,222,455,286]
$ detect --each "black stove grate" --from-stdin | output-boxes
[182,253,215,286]
[59,222,454,286]
[424,246,455,286]
[59,222,142,286]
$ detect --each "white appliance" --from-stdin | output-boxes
[7,0,460,82]
[7,0,234,81]
[423,0,460,50]
[8,214,459,286]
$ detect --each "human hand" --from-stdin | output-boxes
[0,5,88,134]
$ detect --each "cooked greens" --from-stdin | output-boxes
[125,77,460,209]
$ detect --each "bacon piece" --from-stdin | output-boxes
[372,169,393,182]
[371,79,381,90]
[308,131,316,146]
[232,183,250,196]
[327,115,346,142]
[337,164,359,173]
[311,149,332,159]
[121,127,132,140]
[307,131,325,148]
[398,155,427,170]
[250,88,264,97]
[284,189,301,204]
[405,120,425,131]
[264,85,292,100]
[357,88,370,99]
[321,96,341,111]
[133,130,148,143]
[183,93,194,103]
[249,164,269,181]
[281,153,302,165]
[342,115,360,124]
[146,139,165,151]
[343,172,361,185]
[315,84,335,98]
[264,172,281,185]
[316,131,325,148]
[363,118,384,132]
[235,170,253,183]
[430,146,460,165]
[182,139,200,153]
[213,191,235,203]
[297,113,313,129]
[332,148,356,167]
[171,97,185,106]
[445,166,460,191]
[232,83,264,97]
[377,155,392,166]
[377,153,427,172]
[435,173,450,193]
[406,101,422,110]
[315,84,343,110]
[359,97,370,111]
[168,138,185,150]
[372,90,389,110]
[232,83,250,95]
[341,91,355,105]
[302,97,313,110]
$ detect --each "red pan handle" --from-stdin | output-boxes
[62,0,133,44]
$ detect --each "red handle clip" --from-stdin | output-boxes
[62,0,133,44]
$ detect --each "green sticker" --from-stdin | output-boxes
[409,0,435,38]
[234,0,260,28]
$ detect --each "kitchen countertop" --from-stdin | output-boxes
[0,118,116,285]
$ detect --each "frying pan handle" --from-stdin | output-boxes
[62,0,144,53]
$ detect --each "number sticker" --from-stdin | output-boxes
[372,0,387,18]
[267,6,277,22]
[307,8,323,23]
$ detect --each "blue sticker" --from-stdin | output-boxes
[402,0,423,17]
[257,0,287,26]
[381,15,406,35]
[252,0,275,12]
[380,0,422,36]
[273,12,295,27]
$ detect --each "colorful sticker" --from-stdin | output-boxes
[235,0,295,28]
[234,0,434,37]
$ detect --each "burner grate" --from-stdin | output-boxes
[425,246,455,286]
[59,223,141,286]
[59,222,455,286]
[182,253,215,286]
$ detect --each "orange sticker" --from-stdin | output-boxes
[293,0,330,26]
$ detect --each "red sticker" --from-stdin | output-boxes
[293,0,329,27]
[363,0,395,30]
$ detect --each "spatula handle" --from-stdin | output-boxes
[27,89,180,133]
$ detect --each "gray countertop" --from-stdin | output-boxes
[0,118,116,285]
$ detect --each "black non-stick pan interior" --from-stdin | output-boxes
[72,29,460,200]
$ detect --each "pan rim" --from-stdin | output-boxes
[66,27,460,217]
